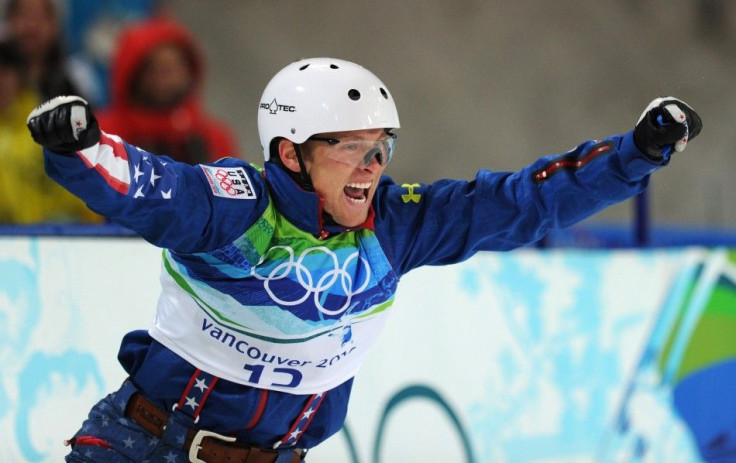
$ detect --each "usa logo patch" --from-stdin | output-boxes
[200,165,256,199]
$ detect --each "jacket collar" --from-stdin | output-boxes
[264,162,375,238]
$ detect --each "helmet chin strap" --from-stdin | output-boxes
[291,142,339,226]
[271,141,344,229]
[292,142,314,191]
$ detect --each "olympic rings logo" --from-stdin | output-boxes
[251,245,371,316]
[215,169,238,196]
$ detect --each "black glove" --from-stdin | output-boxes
[26,96,101,154]
[634,96,702,161]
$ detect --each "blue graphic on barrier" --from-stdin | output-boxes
[1,239,721,462]
[339,423,360,463]
[337,384,474,463]
[16,352,104,461]
[459,251,703,461]
[374,385,475,463]
[0,239,106,461]
[464,253,615,459]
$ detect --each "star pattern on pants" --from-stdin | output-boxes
[274,392,325,449]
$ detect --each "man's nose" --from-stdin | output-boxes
[361,148,383,169]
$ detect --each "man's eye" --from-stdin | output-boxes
[343,143,360,151]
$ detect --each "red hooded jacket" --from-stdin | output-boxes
[97,17,238,164]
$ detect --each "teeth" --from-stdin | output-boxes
[347,196,367,204]
[346,182,372,189]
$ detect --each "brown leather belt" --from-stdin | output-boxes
[125,392,304,463]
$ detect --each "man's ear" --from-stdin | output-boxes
[277,139,301,173]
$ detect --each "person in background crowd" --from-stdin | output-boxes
[62,0,164,107]
[0,39,100,224]
[27,56,701,461]
[3,0,98,102]
[96,16,239,165]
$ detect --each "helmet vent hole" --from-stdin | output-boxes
[380,88,388,99]
[348,89,361,101]
[299,64,310,71]
[290,128,296,134]
[330,64,339,69]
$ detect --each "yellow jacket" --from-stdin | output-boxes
[0,90,103,224]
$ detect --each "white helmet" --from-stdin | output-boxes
[257,57,400,161]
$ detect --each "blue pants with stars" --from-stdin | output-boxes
[65,381,197,462]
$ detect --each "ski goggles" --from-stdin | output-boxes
[307,133,397,168]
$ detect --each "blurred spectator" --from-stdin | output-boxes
[3,0,98,102]
[62,0,163,107]
[0,39,101,224]
[97,17,239,165]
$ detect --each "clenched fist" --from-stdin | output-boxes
[27,96,101,154]
[634,97,702,161]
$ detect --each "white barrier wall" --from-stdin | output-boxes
[0,237,716,462]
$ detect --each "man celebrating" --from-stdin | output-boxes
[27,57,701,462]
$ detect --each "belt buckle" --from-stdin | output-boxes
[188,429,237,463]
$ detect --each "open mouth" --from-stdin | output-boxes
[344,182,372,204]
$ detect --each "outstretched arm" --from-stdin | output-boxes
[375,97,703,274]
[26,96,267,252]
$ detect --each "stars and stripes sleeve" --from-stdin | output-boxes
[42,131,268,252]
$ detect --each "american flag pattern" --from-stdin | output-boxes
[77,132,178,200]
[65,381,193,462]
[65,373,317,461]
[273,392,327,450]
[175,369,220,423]
[178,369,324,450]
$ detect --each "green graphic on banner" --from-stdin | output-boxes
[603,248,736,462]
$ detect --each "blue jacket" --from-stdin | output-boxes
[43,130,662,449]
